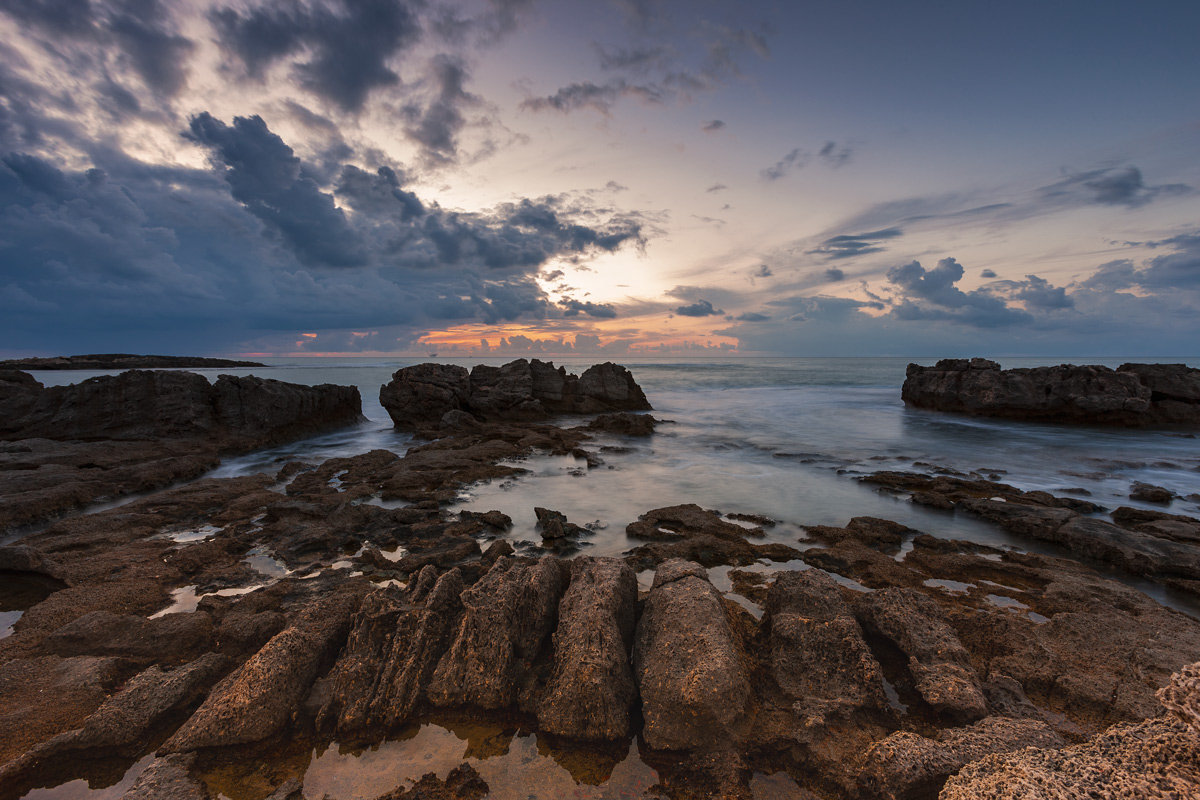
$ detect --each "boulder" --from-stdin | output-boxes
[901,359,1200,427]
[633,559,753,750]
[121,753,211,800]
[855,589,988,724]
[379,359,651,430]
[585,412,657,436]
[427,557,569,710]
[538,557,638,741]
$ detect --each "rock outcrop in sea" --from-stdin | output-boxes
[902,358,1200,426]
[379,358,652,429]
[0,369,365,531]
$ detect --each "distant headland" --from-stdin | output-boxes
[0,353,265,370]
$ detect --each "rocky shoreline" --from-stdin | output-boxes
[1,361,1199,800]
[0,355,266,371]
[903,358,1200,427]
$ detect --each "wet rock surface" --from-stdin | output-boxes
[379,358,651,429]
[902,358,1200,427]
[2,373,1200,800]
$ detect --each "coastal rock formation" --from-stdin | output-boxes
[0,370,364,531]
[0,354,264,371]
[902,358,1200,426]
[0,370,364,450]
[633,559,754,751]
[537,557,638,741]
[379,359,651,429]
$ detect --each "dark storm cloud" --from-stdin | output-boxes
[817,140,852,168]
[211,0,420,113]
[1040,166,1191,208]
[675,299,724,316]
[701,119,725,133]
[760,147,807,181]
[335,164,424,220]
[2,0,195,99]
[561,298,619,318]
[886,258,1033,327]
[807,227,903,260]
[400,54,478,166]
[187,112,367,267]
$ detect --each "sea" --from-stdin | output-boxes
[27,355,1200,607]
[15,355,1200,800]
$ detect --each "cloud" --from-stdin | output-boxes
[210,0,420,113]
[400,54,479,167]
[886,257,1033,327]
[817,140,852,168]
[1078,233,1200,291]
[823,268,845,282]
[1041,165,1191,208]
[675,298,724,316]
[754,264,772,278]
[807,227,903,260]
[594,43,673,73]
[560,298,618,318]
[701,119,725,133]
[760,147,807,181]
[519,80,665,115]
[706,183,727,193]
[980,268,997,278]
[737,311,770,322]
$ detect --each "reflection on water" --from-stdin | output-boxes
[20,754,154,800]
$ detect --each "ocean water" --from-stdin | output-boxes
[28,356,1200,609]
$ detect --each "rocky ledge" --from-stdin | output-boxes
[379,358,652,430]
[902,358,1200,427]
[1,412,1199,800]
[0,370,364,531]
[0,354,265,370]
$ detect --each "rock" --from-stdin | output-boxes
[0,371,42,425]
[585,412,657,436]
[42,611,214,665]
[633,559,753,750]
[764,570,889,726]
[164,589,362,750]
[626,504,763,541]
[428,557,569,711]
[0,370,364,452]
[1130,481,1174,503]
[902,359,1200,427]
[438,409,480,433]
[856,717,1066,800]
[533,506,586,540]
[538,557,638,741]
[0,652,232,789]
[379,359,651,429]
[318,569,465,738]
[940,717,1199,799]
[1157,659,1200,731]
[0,544,64,580]
[373,763,489,800]
[855,589,988,724]
[121,753,212,800]
[264,778,303,800]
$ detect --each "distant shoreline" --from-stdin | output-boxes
[0,354,266,371]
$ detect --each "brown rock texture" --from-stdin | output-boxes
[538,557,639,741]
[902,358,1200,427]
[379,358,651,429]
[633,559,754,751]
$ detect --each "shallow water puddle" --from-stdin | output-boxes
[1,609,22,638]
[156,524,222,543]
[298,723,659,800]
[1,573,66,638]
[149,584,265,618]
[20,754,153,800]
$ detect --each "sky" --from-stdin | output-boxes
[1,0,1199,358]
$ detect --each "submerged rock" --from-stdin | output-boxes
[902,359,1200,427]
